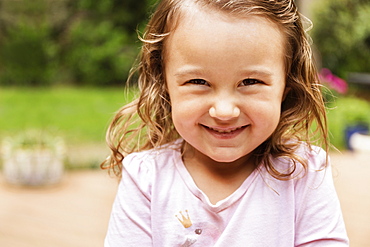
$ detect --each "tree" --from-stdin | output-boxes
[311,0,370,78]
[0,0,155,86]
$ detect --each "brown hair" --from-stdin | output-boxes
[101,0,328,180]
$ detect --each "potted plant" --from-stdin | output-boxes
[1,130,65,186]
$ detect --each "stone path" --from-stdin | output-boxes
[0,151,369,246]
[0,170,117,247]
[331,151,370,247]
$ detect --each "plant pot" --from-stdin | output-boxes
[345,124,369,151]
[2,148,64,186]
[3,149,64,186]
[1,132,65,186]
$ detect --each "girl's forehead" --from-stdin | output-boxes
[173,1,279,32]
[165,4,286,70]
[171,2,283,40]
[162,0,289,63]
[163,1,288,76]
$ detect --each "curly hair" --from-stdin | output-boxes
[101,0,328,180]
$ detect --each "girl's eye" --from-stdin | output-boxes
[239,78,263,86]
[186,79,209,86]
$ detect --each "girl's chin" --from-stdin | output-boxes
[198,151,250,166]
[183,141,252,165]
[207,156,246,165]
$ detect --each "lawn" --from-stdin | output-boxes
[0,87,137,145]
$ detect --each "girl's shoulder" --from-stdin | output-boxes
[122,139,183,173]
[297,143,327,171]
[268,142,328,178]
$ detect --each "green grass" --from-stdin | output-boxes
[0,87,137,145]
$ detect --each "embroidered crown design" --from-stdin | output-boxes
[175,210,192,228]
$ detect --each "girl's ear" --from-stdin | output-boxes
[283,87,291,101]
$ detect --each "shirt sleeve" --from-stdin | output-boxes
[104,153,153,247]
[294,148,349,246]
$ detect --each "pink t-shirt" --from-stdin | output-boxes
[105,140,349,246]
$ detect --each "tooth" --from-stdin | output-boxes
[211,127,239,133]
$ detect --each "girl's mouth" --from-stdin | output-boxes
[201,124,248,135]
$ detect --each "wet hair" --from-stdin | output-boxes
[101,0,328,180]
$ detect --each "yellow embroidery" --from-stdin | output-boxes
[175,210,193,228]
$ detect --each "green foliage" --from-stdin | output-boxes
[327,97,370,149]
[2,129,64,151]
[0,23,58,86]
[64,20,137,86]
[0,0,154,86]
[61,0,152,85]
[76,0,151,33]
[311,0,370,78]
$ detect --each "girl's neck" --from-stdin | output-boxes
[182,142,256,204]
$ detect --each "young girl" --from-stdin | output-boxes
[102,0,349,246]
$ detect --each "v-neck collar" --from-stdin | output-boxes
[173,146,259,212]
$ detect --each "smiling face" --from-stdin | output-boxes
[165,5,287,166]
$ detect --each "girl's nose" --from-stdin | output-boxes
[209,101,240,120]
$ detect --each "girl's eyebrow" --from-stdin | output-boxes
[173,67,205,77]
[173,67,274,78]
[240,69,274,78]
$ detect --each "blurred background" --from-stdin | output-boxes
[0,0,157,170]
[0,0,369,246]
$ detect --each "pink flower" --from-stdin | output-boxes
[319,68,348,94]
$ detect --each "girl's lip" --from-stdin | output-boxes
[204,125,246,133]
[201,124,249,135]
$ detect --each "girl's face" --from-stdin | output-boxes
[165,6,287,166]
